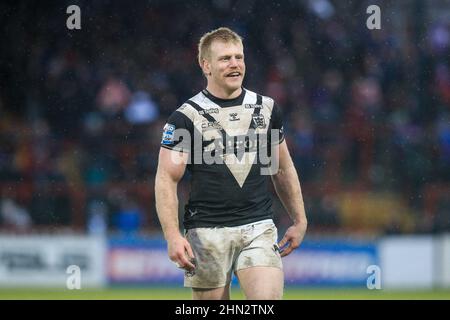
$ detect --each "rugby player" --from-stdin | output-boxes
[155,27,307,300]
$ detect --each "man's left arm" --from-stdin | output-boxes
[270,140,308,257]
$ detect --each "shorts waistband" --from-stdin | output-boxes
[234,219,274,228]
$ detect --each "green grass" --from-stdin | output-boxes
[1,287,450,300]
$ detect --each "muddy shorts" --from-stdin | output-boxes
[184,219,282,288]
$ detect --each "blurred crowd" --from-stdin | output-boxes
[0,0,449,235]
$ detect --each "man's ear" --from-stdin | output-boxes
[201,59,211,76]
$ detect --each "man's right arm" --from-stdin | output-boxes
[155,147,195,271]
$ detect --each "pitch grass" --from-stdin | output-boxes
[1,287,450,300]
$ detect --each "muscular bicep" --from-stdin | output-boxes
[156,147,188,183]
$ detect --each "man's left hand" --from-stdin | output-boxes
[277,221,307,257]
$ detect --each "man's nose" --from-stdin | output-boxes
[229,57,239,67]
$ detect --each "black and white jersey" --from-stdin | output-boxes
[160,88,284,229]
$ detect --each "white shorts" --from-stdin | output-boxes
[184,219,282,288]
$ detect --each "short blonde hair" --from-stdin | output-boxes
[197,27,243,66]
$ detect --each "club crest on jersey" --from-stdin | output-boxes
[229,113,240,121]
[161,123,175,145]
[252,114,266,128]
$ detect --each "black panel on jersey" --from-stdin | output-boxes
[269,103,285,145]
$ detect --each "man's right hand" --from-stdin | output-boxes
[167,234,196,271]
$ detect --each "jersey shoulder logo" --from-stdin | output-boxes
[161,123,176,145]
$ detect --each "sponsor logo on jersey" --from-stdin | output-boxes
[229,113,240,121]
[244,104,263,109]
[161,123,176,145]
[252,114,266,128]
[198,108,219,115]
[201,120,222,130]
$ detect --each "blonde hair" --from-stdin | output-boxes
[197,27,243,66]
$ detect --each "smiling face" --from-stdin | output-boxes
[201,40,246,99]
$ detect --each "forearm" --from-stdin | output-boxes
[155,172,182,239]
[272,165,307,226]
